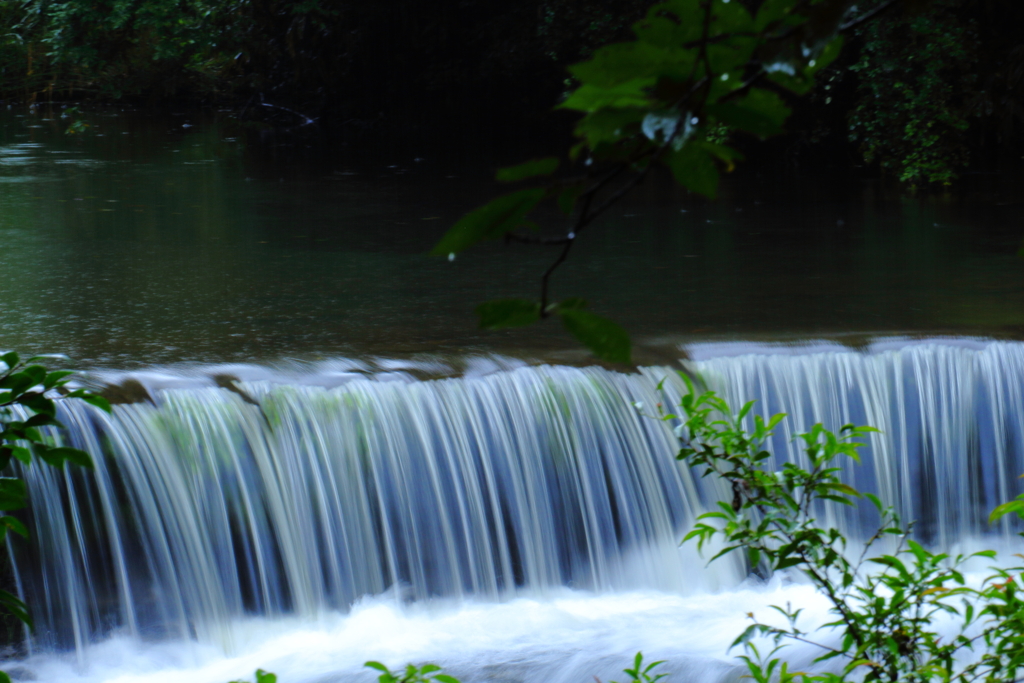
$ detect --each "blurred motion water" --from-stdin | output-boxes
[3,339,1024,682]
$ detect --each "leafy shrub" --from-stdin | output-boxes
[669,375,1024,682]
[0,351,109,683]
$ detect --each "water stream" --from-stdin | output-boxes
[3,339,1023,683]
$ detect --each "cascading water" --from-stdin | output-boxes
[3,339,1023,683]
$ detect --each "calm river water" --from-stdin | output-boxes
[2,106,1023,368]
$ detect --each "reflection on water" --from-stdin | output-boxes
[1,107,1024,368]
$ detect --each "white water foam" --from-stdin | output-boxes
[11,582,835,683]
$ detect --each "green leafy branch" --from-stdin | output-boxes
[0,350,110,683]
[668,375,1024,683]
[364,661,460,683]
[431,0,875,364]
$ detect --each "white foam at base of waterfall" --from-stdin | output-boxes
[5,338,1024,682]
[13,582,831,683]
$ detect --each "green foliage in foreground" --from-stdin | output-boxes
[433,0,852,364]
[0,351,110,682]
[233,653,668,683]
[670,375,1024,683]
[230,668,276,683]
[365,661,461,683]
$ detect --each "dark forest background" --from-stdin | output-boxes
[1,0,1022,185]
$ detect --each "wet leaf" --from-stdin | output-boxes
[559,79,656,113]
[666,142,719,198]
[432,189,545,256]
[707,89,790,138]
[496,158,559,183]
[569,42,694,88]
[559,309,631,364]
[476,299,541,329]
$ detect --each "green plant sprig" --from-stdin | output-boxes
[0,350,110,683]
[432,0,874,364]
[670,374,1024,683]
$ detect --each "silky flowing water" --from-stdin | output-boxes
[1,339,1022,683]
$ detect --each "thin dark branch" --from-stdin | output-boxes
[538,164,625,314]
[839,0,900,33]
[540,239,576,316]
[768,628,850,658]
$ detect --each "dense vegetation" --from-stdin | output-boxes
[1,0,1022,183]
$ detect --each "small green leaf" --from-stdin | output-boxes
[574,108,647,148]
[989,498,1024,524]
[476,299,541,329]
[634,1,702,47]
[364,662,390,673]
[432,189,545,256]
[0,479,27,511]
[569,42,693,88]
[34,445,93,469]
[433,675,461,683]
[559,309,631,364]
[707,89,790,138]
[496,158,559,183]
[0,352,19,371]
[9,447,31,466]
[666,142,719,198]
[557,184,585,215]
[808,36,844,74]
[730,624,760,650]
[43,370,74,387]
[82,394,112,413]
[23,413,61,429]
[0,588,32,629]
[754,0,800,31]
[559,78,655,113]
[0,516,28,539]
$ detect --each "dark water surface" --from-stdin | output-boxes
[2,107,1023,369]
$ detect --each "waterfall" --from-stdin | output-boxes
[686,338,1024,546]
[11,364,716,654]
[6,339,1024,680]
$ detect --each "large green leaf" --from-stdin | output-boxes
[808,35,844,74]
[569,42,694,88]
[0,478,27,511]
[431,189,545,256]
[755,0,802,31]
[0,516,28,541]
[574,108,647,148]
[634,1,703,47]
[706,88,790,138]
[559,78,655,113]
[710,0,754,35]
[476,299,541,329]
[707,36,757,73]
[559,309,631,364]
[0,589,32,629]
[0,352,18,372]
[496,157,559,182]
[666,142,720,198]
[255,670,277,683]
[39,446,94,469]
